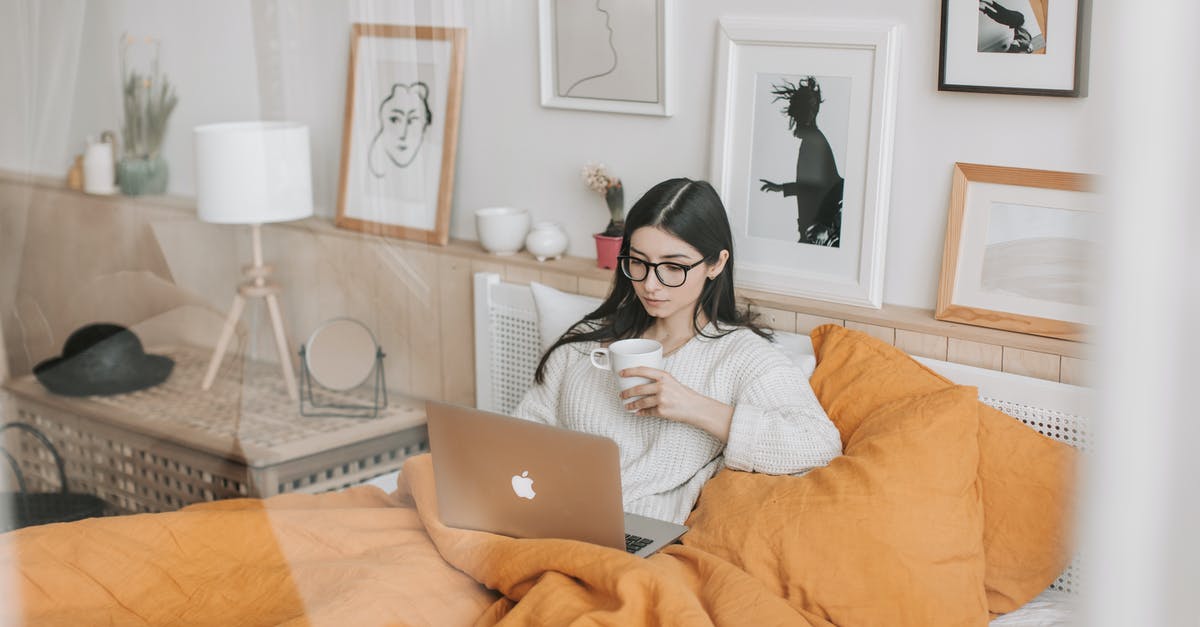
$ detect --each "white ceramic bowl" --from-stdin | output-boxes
[475,207,531,255]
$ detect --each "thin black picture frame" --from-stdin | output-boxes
[938,0,1091,97]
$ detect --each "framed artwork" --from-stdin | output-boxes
[936,163,1098,341]
[335,24,466,245]
[537,0,674,116]
[939,0,1089,97]
[710,18,900,308]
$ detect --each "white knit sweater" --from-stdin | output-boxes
[514,326,843,525]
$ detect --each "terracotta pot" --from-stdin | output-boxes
[593,233,622,270]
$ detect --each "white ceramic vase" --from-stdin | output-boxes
[475,207,531,255]
[525,222,569,262]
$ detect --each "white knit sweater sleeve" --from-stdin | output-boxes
[513,343,573,426]
[721,334,843,475]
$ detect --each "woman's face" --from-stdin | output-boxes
[626,226,727,326]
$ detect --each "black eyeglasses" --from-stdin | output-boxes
[617,255,705,288]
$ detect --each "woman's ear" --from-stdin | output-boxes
[708,250,730,279]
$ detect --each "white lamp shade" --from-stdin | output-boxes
[193,121,314,224]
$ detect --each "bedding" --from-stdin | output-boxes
[809,324,1078,614]
[2,448,1062,626]
[1,455,850,626]
[684,385,990,625]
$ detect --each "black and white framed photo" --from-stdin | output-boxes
[939,0,1088,97]
[711,18,900,308]
[335,23,465,245]
[537,0,674,116]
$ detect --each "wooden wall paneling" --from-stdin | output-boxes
[17,191,178,369]
[0,179,26,375]
[577,277,611,299]
[1059,357,1088,386]
[503,264,541,285]
[537,270,578,293]
[470,259,506,279]
[737,286,1086,360]
[437,253,475,406]
[1001,347,1061,382]
[369,239,413,395]
[795,313,843,335]
[400,246,443,400]
[895,329,949,361]
[749,306,797,333]
[946,338,1004,371]
[270,226,325,361]
[845,321,896,345]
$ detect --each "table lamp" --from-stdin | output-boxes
[194,121,313,400]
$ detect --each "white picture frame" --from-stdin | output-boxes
[710,18,900,308]
[538,0,674,117]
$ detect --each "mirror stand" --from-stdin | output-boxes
[298,346,388,418]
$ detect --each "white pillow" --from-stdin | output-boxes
[529,282,602,352]
[528,281,816,377]
[772,330,817,378]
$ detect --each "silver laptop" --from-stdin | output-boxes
[426,401,688,557]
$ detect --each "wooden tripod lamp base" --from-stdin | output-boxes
[193,120,314,400]
[200,223,299,400]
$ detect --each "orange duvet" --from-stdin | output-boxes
[1,455,839,626]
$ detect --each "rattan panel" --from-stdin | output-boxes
[982,396,1087,595]
[489,305,541,416]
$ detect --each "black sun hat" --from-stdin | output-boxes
[33,323,174,397]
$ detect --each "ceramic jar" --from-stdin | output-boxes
[525,222,569,262]
[475,207,531,255]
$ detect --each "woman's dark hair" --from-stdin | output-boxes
[771,77,822,130]
[534,178,770,383]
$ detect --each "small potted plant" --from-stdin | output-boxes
[582,163,624,269]
[117,34,178,196]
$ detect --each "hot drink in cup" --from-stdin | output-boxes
[590,338,664,411]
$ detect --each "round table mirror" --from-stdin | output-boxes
[304,318,379,391]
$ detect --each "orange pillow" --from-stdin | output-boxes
[684,386,989,626]
[808,325,1077,614]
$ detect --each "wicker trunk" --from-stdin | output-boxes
[1,347,427,514]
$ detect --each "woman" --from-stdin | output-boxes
[515,178,842,525]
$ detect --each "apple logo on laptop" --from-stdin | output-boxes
[511,470,536,500]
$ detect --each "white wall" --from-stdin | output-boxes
[0,0,1103,309]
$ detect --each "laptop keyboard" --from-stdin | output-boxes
[625,533,653,553]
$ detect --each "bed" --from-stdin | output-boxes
[0,272,1087,626]
[462,272,1085,625]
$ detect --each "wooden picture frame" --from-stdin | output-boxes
[537,0,674,116]
[710,17,900,308]
[335,24,465,245]
[936,163,1097,341]
[938,0,1089,97]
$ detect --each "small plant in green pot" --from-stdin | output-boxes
[117,34,178,196]
[582,163,624,270]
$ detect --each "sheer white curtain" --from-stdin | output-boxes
[1084,0,1200,624]
[0,1,86,176]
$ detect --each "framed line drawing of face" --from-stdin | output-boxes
[538,0,674,116]
[936,163,1098,341]
[336,24,466,245]
[711,18,900,308]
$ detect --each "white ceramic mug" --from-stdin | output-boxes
[590,338,663,410]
